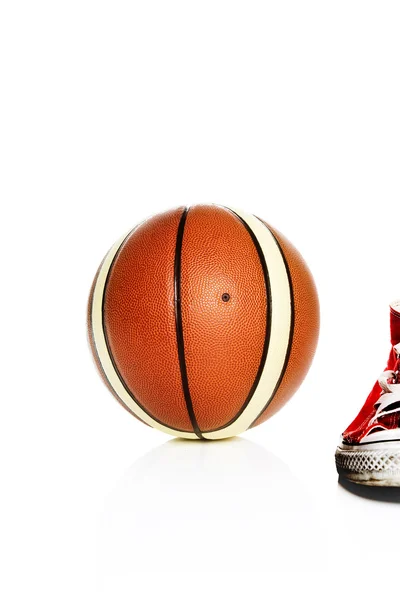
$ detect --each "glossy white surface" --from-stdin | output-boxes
[1,1,400,598]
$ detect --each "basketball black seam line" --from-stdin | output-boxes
[199,205,273,434]
[249,216,295,427]
[174,207,204,439]
[88,251,148,425]
[97,221,195,434]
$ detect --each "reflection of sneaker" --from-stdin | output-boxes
[336,301,400,486]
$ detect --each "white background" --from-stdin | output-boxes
[1,1,400,598]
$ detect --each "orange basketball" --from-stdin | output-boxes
[88,205,319,439]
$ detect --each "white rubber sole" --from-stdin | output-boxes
[335,442,400,487]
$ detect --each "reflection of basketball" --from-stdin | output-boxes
[98,438,324,580]
[88,204,319,440]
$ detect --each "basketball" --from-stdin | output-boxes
[88,205,319,439]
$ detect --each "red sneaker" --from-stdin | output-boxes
[335,301,400,486]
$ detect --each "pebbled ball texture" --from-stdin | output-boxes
[88,204,319,439]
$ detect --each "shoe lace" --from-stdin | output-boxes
[371,342,400,425]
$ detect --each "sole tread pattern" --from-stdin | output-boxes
[336,447,400,486]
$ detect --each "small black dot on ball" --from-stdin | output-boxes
[222,293,230,302]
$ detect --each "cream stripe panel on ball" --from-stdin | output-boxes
[201,207,292,440]
[90,228,198,440]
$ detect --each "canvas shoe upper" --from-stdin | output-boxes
[335,301,400,486]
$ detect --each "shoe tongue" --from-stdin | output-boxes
[390,301,400,345]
